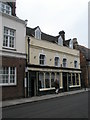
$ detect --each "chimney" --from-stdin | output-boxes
[59,30,65,41]
[73,38,78,49]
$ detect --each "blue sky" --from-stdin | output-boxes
[16,0,89,47]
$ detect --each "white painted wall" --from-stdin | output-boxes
[0,12,26,55]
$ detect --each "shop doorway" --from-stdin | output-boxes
[28,71,36,97]
[63,72,68,92]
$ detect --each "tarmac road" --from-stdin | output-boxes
[2,91,88,118]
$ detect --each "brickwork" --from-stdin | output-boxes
[1,56,26,100]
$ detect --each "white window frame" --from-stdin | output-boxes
[74,60,78,68]
[0,2,11,15]
[63,58,67,67]
[0,67,16,86]
[54,56,60,67]
[58,36,63,46]
[39,54,46,65]
[35,27,41,40]
[3,27,16,49]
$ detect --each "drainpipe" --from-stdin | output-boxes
[24,37,30,98]
[28,37,30,63]
[27,37,30,97]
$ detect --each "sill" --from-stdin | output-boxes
[0,84,16,86]
[69,85,81,88]
[2,47,16,51]
[39,87,63,91]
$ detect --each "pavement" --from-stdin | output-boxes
[0,88,89,108]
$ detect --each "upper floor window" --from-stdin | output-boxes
[0,66,16,86]
[3,27,15,49]
[55,57,60,67]
[0,2,11,15]
[74,60,78,68]
[69,39,73,49]
[39,54,45,65]
[58,36,63,46]
[63,58,67,67]
[35,27,41,40]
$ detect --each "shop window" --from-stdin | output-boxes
[39,72,44,89]
[51,72,55,87]
[45,72,50,88]
[68,73,71,86]
[72,73,75,85]
[76,73,79,85]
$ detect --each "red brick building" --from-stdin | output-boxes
[0,1,26,100]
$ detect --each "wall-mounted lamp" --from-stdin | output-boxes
[34,56,36,59]
[50,58,52,61]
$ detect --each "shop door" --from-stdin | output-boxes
[28,71,36,97]
[63,72,68,92]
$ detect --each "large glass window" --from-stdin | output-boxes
[0,67,16,85]
[72,73,75,85]
[45,72,50,88]
[0,2,11,15]
[3,27,15,49]
[56,72,60,86]
[55,57,60,67]
[76,73,79,85]
[68,73,71,86]
[39,54,45,65]
[51,72,55,87]
[39,72,44,89]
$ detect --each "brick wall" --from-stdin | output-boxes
[1,56,26,100]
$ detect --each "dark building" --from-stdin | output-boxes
[73,39,90,88]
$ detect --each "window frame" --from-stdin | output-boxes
[74,60,78,68]
[39,54,46,65]
[3,27,16,49]
[0,2,11,15]
[0,66,16,86]
[54,56,60,67]
[63,58,67,67]
[35,27,41,40]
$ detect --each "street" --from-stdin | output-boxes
[2,91,88,118]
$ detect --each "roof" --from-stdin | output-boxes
[26,26,72,46]
[26,27,58,43]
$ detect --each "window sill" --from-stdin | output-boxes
[0,84,16,86]
[2,47,16,51]
[39,87,63,91]
[69,85,81,88]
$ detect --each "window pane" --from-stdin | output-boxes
[72,73,75,85]
[63,58,67,67]
[3,27,15,48]
[51,72,55,87]
[10,67,15,83]
[45,72,50,88]
[39,72,44,89]
[68,73,71,86]
[74,61,77,68]
[39,54,45,65]
[55,57,59,66]
[76,73,79,85]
